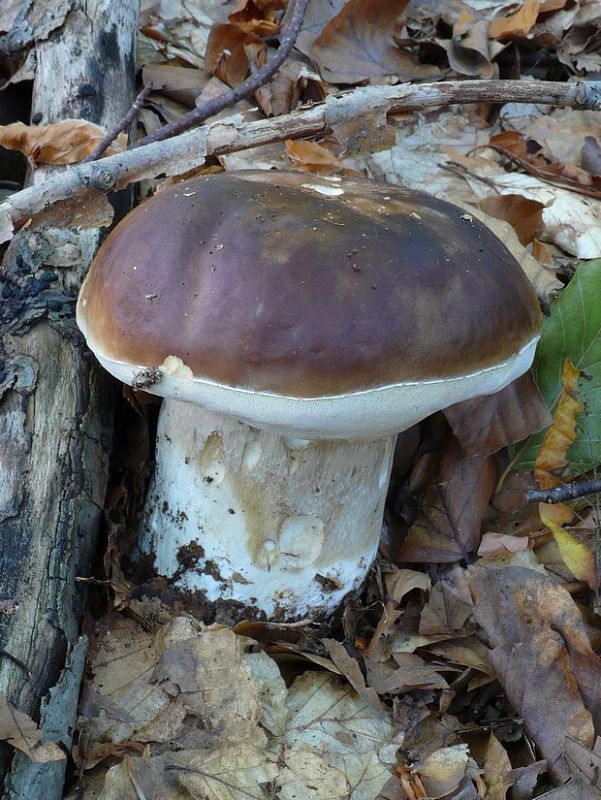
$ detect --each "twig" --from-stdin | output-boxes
[85,82,154,162]
[136,0,310,147]
[0,648,32,678]
[527,479,601,504]
[1,80,600,242]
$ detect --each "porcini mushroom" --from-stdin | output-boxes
[77,171,541,618]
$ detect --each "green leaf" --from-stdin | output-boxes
[513,259,601,474]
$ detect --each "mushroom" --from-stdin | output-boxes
[76,170,541,618]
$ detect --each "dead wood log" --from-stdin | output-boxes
[0,2,137,797]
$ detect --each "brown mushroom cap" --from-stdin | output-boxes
[78,170,540,398]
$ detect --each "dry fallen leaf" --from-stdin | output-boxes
[0,120,126,165]
[478,532,529,558]
[413,743,470,799]
[489,0,540,39]
[204,23,266,86]
[0,695,65,763]
[142,63,207,108]
[534,359,583,489]
[481,733,514,800]
[399,434,496,563]
[469,565,601,782]
[444,371,552,457]
[539,504,596,590]
[310,0,439,83]
[478,193,545,246]
[285,139,347,175]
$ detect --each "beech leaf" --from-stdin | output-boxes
[0,696,65,763]
[539,504,596,590]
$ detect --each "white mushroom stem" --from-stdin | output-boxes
[139,399,396,618]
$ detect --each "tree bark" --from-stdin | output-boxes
[0,1,137,797]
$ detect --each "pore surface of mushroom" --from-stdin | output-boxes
[77,170,541,617]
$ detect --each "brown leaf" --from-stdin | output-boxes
[365,652,448,695]
[477,532,529,559]
[0,696,65,763]
[256,61,326,117]
[564,735,601,792]
[142,64,207,108]
[489,0,540,40]
[413,744,469,799]
[481,733,513,800]
[284,139,347,175]
[0,120,126,166]
[228,0,285,35]
[469,565,601,782]
[419,567,475,637]
[444,372,552,458]
[399,435,497,563]
[437,16,502,79]
[478,194,545,246]
[487,130,601,199]
[204,23,266,86]
[310,0,437,84]
[323,639,383,712]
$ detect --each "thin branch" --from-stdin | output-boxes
[136,0,310,147]
[1,79,600,242]
[84,82,154,162]
[527,479,601,504]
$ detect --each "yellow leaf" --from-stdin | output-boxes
[540,504,596,589]
[534,359,583,489]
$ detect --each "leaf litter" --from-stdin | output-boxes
[3,0,601,798]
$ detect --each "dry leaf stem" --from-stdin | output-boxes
[1,79,600,242]
[528,478,601,504]
[136,0,311,147]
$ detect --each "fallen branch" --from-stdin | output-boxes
[86,82,154,162]
[137,0,310,146]
[1,79,600,242]
[527,479,601,504]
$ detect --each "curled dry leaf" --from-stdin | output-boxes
[0,120,126,166]
[0,695,65,763]
[437,15,503,79]
[204,23,266,86]
[256,61,326,117]
[534,359,583,489]
[444,371,552,457]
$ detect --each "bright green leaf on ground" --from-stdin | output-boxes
[513,259,601,474]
